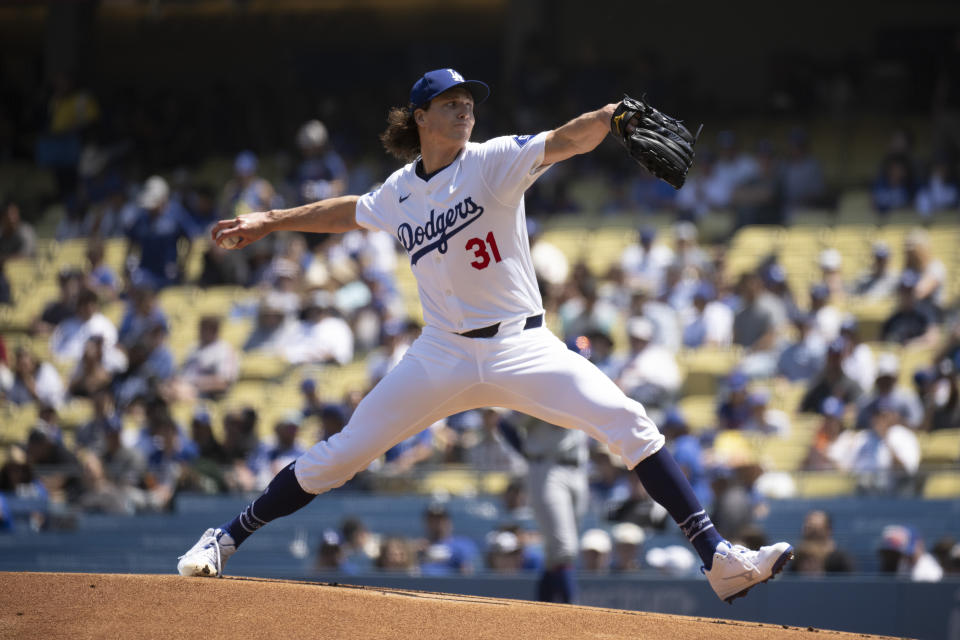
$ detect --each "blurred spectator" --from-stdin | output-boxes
[222,408,263,492]
[610,522,645,572]
[314,528,346,572]
[776,312,826,383]
[760,262,801,322]
[75,388,122,454]
[198,236,249,287]
[800,338,863,413]
[835,399,920,495]
[615,316,681,415]
[220,151,280,218]
[118,284,168,350]
[903,228,947,312]
[485,529,526,574]
[803,397,848,471]
[126,175,201,289]
[0,199,36,260]
[31,268,83,337]
[872,154,915,213]
[792,541,829,576]
[67,336,113,398]
[851,242,898,300]
[661,409,712,507]
[466,408,527,475]
[681,282,733,348]
[607,472,669,532]
[579,528,612,573]
[878,525,943,582]
[243,292,301,355]
[252,413,307,488]
[382,423,436,475]
[731,140,782,227]
[855,353,923,431]
[0,446,49,531]
[626,282,681,353]
[644,545,698,577]
[922,358,960,430]
[675,151,727,220]
[111,320,174,409]
[418,502,479,576]
[292,120,348,205]
[780,128,826,219]
[713,130,760,193]
[339,517,377,574]
[670,221,710,273]
[83,240,119,302]
[528,219,570,303]
[717,371,752,430]
[809,283,842,342]
[880,271,939,347]
[175,315,239,401]
[733,272,786,354]
[817,248,846,305]
[558,277,617,343]
[7,347,65,409]
[286,291,354,366]
[915,153,959,217]
[839,318,877,396]
[619,226,674,294]
[741,390,790,436]
[375,536,416,573]
[25,424,82,503]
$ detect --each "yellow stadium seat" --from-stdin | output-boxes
[676,395,716,432]
[923,471,960,498]
[419,468,479,496]
[918,429,960,465]
[239,352,290,381]
[795,471,857,498]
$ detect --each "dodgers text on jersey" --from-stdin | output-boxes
[397,196,485,265]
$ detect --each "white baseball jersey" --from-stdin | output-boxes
[295,131,664,497]
[356,133,549,333]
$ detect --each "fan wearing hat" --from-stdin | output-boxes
[220,150,279,219]
[902,228,947,311]
[294,120,348,206]
[852,241,898,299]
[192,67,794,604]
[853,353,923,430]
[126,175,202,289]
[880,270,939,347]
[878,525,943,582]
[799,338,863,414]
[616,316,682,417]
[620,225,674,292]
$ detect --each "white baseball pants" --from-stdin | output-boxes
[294,320,665,494]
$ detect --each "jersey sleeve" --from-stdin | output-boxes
[355,181,396,233]
[477,132,551,204]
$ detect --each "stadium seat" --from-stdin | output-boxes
[922,471,960,498]
[917,429,960,465]
[418,468,480,496]
[795,471,857,498]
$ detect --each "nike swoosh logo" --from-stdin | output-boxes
[399,193,411,203]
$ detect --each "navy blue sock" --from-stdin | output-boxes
[634,447,724,569]
[537,566,576,603]
[221,462,317,547]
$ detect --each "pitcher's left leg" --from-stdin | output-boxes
[485,329,793,602]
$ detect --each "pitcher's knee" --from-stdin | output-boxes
[294,437,373,494]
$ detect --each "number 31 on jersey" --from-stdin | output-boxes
[465,231,502,270]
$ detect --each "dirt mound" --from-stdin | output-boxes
[0,572,900,639]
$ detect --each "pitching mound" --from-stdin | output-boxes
[1,572,898,639]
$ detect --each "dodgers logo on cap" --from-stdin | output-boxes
[409,68,490,108]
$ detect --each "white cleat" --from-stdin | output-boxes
[177,528,236,578]
[704,540,794,604]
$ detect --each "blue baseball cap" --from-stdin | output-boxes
[821,396,845,419]
[409,68,489,108]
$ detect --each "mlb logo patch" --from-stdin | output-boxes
[513,135,533,148]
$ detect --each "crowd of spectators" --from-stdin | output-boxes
[2,49,960,582]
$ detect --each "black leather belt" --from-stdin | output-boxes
[459,314,543,339]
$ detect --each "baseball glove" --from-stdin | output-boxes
[610,94,702,189]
